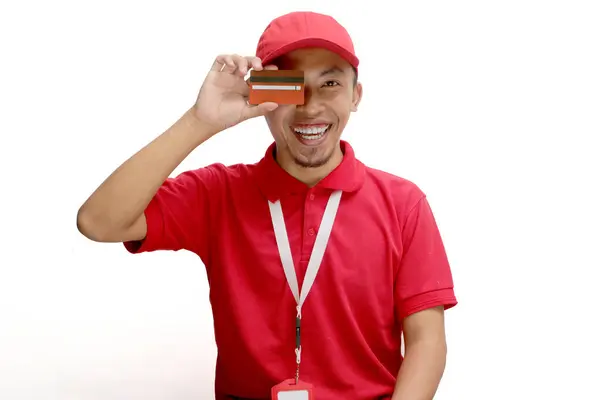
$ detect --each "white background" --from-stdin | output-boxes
[1,0,599,399]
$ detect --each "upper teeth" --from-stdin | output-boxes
[293,125,329,135]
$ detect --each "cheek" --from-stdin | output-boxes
[330,102,353,122]
[265,110,293,141]
[268,107,293,127]
[326,90,355,114]
[265,112,281,129]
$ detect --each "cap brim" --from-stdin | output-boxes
[261,37,359,69]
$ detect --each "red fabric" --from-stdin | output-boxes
[255,11,359,70]
[124,141,457,400]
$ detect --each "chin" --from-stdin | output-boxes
[284,123,339,168]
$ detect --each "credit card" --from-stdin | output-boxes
[248,70,305,105]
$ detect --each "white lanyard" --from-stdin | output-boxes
[268,189,343,383]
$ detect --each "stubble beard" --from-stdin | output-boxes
[293,146,334,168]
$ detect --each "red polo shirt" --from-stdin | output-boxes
[124,140,457,400]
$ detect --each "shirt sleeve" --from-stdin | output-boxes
[394,195,457,320]
[123,163,224,263]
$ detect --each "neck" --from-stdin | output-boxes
[276,144,344,187]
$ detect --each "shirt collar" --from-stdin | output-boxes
[254,140,366,202]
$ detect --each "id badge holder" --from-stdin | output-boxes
[271,378,314,400]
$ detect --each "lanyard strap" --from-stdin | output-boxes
[268,190,343,383]
[268,190,342,313]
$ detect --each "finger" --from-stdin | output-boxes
[241,102,278,121]
[245,56,263,71]
[223,55,239,73]
[238,78,250,96]
[230,54,251,76]
[264,64,279,71]
[210,55,226,71]
[213,54,237,73]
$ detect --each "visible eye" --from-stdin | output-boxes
[322,80,340,87]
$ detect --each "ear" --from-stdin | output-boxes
[351,82,363,112]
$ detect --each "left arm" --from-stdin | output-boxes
[391,306,447,400]
[392,194,458,399]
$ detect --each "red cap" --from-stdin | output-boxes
[256,11,359,70]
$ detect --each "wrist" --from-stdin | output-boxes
[177,107,220,147]
[189,105,226,135]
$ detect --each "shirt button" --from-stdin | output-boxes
[307,228,315,236]
[309,193,315,200]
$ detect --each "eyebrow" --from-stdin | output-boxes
[320,66,344,77]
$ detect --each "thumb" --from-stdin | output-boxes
[241,102,278,120]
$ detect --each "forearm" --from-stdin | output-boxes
[77,108,216,240]
[391,338,447,400]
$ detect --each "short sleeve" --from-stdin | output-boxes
[123,164,224,262]
[395,195,457,320]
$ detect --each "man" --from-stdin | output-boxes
[77,11,457,400]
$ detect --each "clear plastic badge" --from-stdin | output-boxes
[271,378,313,400]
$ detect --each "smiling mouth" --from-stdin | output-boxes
[291,124,332,143]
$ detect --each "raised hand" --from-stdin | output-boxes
[193,54,279,133]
